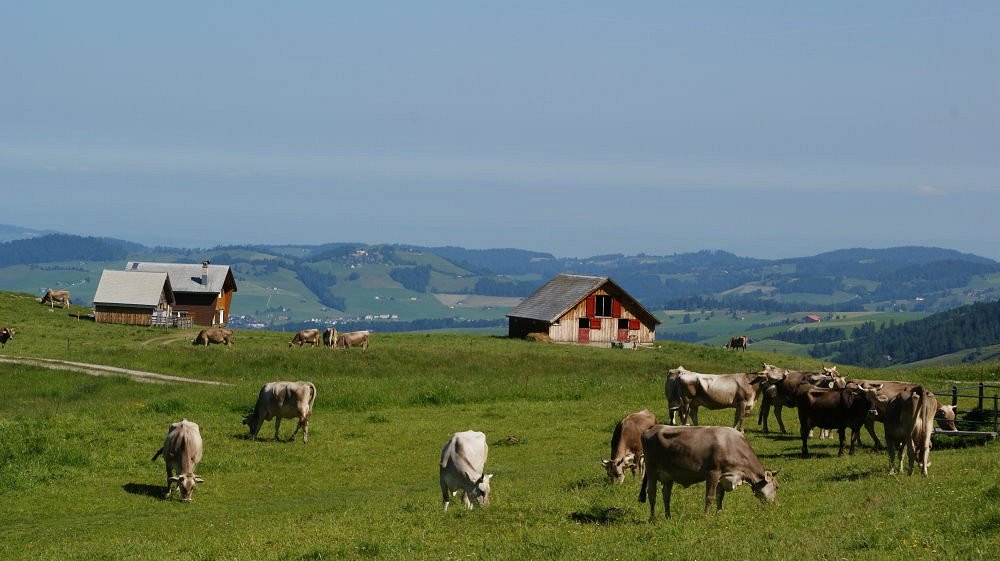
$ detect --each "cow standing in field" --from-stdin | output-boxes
[440,430,492,511]
[664,366,766,431]
[322,328,339,348]
[638,425,779,521]
[40,289,70,309]
[724,336,748,351]
[0,327,13,350]
[336,330,369,350]
[151,419,204,502]
[797,384,882,457]
[289,328,321,347]
[192,328,233,346]
[602,409,657,483]
[881,385,938,476]
[756,364,845,434]
[242,381,317,443]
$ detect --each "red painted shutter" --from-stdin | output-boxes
[586,295,595,317]
[612,299,621,318]
[591,318,601,329]
[629,319,640,330]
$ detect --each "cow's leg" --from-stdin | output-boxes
[661,480,673,520]
[775,405,787,434]
[758,395,770,432]
[461,489,473,510]
[289,416,301,441]
[644,476,658,522]
[164,465,174,499]
[837,427,846,456]
[733,405,742,431]
[716,488,726,512]
[864,420,883,450]
[800,418,811,457]
[301,416,309,444]
[704,471,721,515]
[690,405,699,426]
[274,417,282,441]
[441,480,450,512]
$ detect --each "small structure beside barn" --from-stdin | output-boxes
[125,261,237,326]
[507,274,660,344]
[93,270,175,326]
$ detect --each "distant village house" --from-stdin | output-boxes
[125,261,237,326]
[801,314,822,323]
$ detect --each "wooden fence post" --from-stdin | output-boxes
[994,394,998,435]
[952,386,958,407]
[979,383,985,410]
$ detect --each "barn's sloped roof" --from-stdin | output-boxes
[93,270,174,307]
[507,273,661,326]
[125,262,235,293]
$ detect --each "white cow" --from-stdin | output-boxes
[151,419,204,502]
[439,430,493,511]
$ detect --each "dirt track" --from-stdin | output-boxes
[0,356,231,386]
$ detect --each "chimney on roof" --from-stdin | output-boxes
[202,261,210,285]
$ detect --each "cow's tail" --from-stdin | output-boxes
[151,447,163,462]
[638,473,648,503]
[307,382,317,415]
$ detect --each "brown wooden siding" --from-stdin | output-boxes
[174,293,219,326]
[547,288,656,344]
[95,305,154,326]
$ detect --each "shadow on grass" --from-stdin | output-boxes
[565,475,607,491]
[826,467,882,482]
[123,482,164,499]
[569,505,628,525]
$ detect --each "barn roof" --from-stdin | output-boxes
[125,262,236,294]
[507,273,661,326]
[93,270,174,308]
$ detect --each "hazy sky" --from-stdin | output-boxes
[2,2,998,258]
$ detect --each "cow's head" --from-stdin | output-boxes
[751,468,780,504]
[169,473,204,502]
[761,363,787,382]
[601,454,634,484]
[468,473,493,507]
[242,412,261,437]
[853,383,883,416]
[936,405,958,431]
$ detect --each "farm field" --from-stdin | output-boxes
[0,291,998,560]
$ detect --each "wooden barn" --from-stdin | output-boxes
[507,274,660,344]
[93,270,175,326]
[125,261,237,326]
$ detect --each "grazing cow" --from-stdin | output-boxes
[797,384,882,457]
[638,425,779,521]
[440,430,493,511]
[757,364,845,434]
[336,330,370,350]
[242,381,317,443]
[151,419,204,502]
[40,289,71,309]
[192,328,233,346]
[322,328,339,348]
[664,366,766,431]
[846,379,949,449]
[936,404,958,431]
[0,327,13,350]
[602,409,657,483]
[881,385,938,476]
[723,336,749,351]
[288,328,321,347]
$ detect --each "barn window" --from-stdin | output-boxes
[590,318,601,329]
[594,295,612,317]
[618,318,630,330]
[629,319,641,330]
[578,318,590,329]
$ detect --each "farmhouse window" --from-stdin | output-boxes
[594,295,612,317]
[578,318,590,329]
[618,318,630,330]
[591,318,601,329]
[629,319,640,330]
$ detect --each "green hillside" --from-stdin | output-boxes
[0,290,997,560]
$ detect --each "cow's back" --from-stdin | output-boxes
[618,409,657,453]
[441,430,487,481]
[643,425,758,486]
[165,420,203,471]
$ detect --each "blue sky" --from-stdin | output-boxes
[2,2,998,258]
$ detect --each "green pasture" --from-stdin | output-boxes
[0,291,997,560]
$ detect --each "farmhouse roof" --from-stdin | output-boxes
[93,270,174,308]
[125,262,236,293]
[507,273,660,326]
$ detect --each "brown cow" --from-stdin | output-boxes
[336,330,369,350]
[638,425,779,520]
[881,385,938,476]
[289,328,321,347]
[242,381,317,443]
[796,384,882,457]
[602,409,657,483]
[322,328,339,348]
[40,289,71,308]
[935,404,958,431]
[664,366,766,431]
[757,364,845,434]
[151,419,204,502]
[0,327,13,350]
[192,328,233,346]
[723,336,748,351]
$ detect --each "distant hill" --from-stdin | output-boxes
[0,234,140,267]
[815,300,1000,367]
[0,224,60,243]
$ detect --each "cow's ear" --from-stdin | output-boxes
[168,476,180,483]
[601,460,610,467]
[194,476,204,483]
[484,473,494,482]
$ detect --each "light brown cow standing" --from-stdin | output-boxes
[602,409,657,483]
[242,381,317,443]
[151,419,204,502]
[192,328,233,346]
[289,328,321,347]
[322,328,339,348]
[40,289,71,309]
[881,385,938,476]
[665,366,766,431]
[336,330,370,350]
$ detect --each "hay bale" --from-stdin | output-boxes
[524,332,552,343]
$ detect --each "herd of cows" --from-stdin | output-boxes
[189,327,371,349]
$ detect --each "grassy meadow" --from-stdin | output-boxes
[0,291,998,560]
